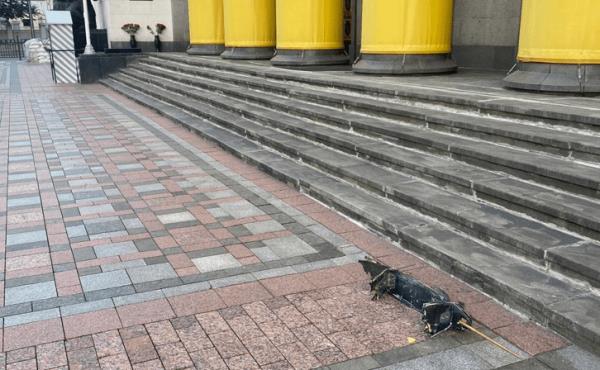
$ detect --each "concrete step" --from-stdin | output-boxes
[140,56,600,163]
[118,66,600,245]
[107,70,600,291]
[149,53,600,132]
[101,76,600,355]
[128,61,600,203]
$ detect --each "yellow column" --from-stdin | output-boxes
[221,0,276,59]
[354,0,456,75]
[518,0,600,64]
[504,0,600,92]
[187,0,225,55]
[272,0,347,66]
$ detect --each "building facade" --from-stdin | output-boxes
[93,0,189,52]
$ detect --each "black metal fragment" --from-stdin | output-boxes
[359,258,473,335]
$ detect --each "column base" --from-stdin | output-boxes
[220,47,275,60]
[187,44,225,56]
[353,53,457,75]
[504,62,600,94]
[271,49,348,66]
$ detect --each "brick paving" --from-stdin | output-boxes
[0,60,577,369]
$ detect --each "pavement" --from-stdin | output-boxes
[0,59,596,369]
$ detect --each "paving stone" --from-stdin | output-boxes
[134,239,158,252]
[80,270,132,292]
[157,211,196,225]
[536,345,600,370]
[127,263,177,284]
[73,247,96,262]
[6,229,47,247]
[193,254,242,273]
[134,183,166,193]
[84,217,125,235]
[4,308,61,327]
[113,290,165,306]
[379,344,493,369]
[61,299,115,317]
[5,281,57,305]
[66,226,86,241]
[94,241,138,258]
[264,236,318,259]
[102,260,147,272]
[245,220,286,234]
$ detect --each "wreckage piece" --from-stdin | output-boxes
[359,258,472,335]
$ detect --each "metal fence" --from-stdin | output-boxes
[0,38,27,59]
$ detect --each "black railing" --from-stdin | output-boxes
[0,37,27,59]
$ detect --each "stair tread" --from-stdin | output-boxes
[116,67,600,239]
[108,72,591,267]
[131,61,600,195]
[151,53,600,131]
[142,56,600,158]
[101,75,600,353]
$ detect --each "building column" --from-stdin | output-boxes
[271,0,348,66]
[353,0,456,75]
[504,0,600,93]
[187,0,225,55]
[221,0,275,60]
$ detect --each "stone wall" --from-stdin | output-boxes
[452,0,522,70]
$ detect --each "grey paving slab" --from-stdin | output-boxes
[252,266,296,280]
[157,211,196,225]
[5,281,57,305]
[250,247,280,262]
[73,247,96,262]
[80,270,132,292]
[264,235,318,259]
[161,281,211,297]
[66,224,87,238]
[84,217,125,235]
[79,204,115,215]
[4,308,61,327]
[134,183,166,193]
[6,229,47,247]
[60,299,115,317]
[94,241,138,258]
[465,338,527,368]
[192,253,242,273]
[245,220,286,234]
[378,345,494,370]
[209,273,256,289]
[220,200,265,218]
[536,345,600,370]
[7,195,41,208]
[126,263,178,284]
[326,356,380,370]
[123,217,145,230]
[112,290,165,306]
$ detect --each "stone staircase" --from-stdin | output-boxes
[101,53,600,353]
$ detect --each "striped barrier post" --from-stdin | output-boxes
[46,11,79,84]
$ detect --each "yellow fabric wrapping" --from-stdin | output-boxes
[223,0,276,48]
[518,0,600,64]
[361,0,453,55]
[276,0,344,50]
[188,0,224,45]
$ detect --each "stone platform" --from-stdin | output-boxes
[100,54,600,357]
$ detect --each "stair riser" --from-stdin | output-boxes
[101,78,600,357]
[129,64,600,202]
[140,59,600,162]
[119,69,600,241]
[112,73,560,263]
[146,55,600,132]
